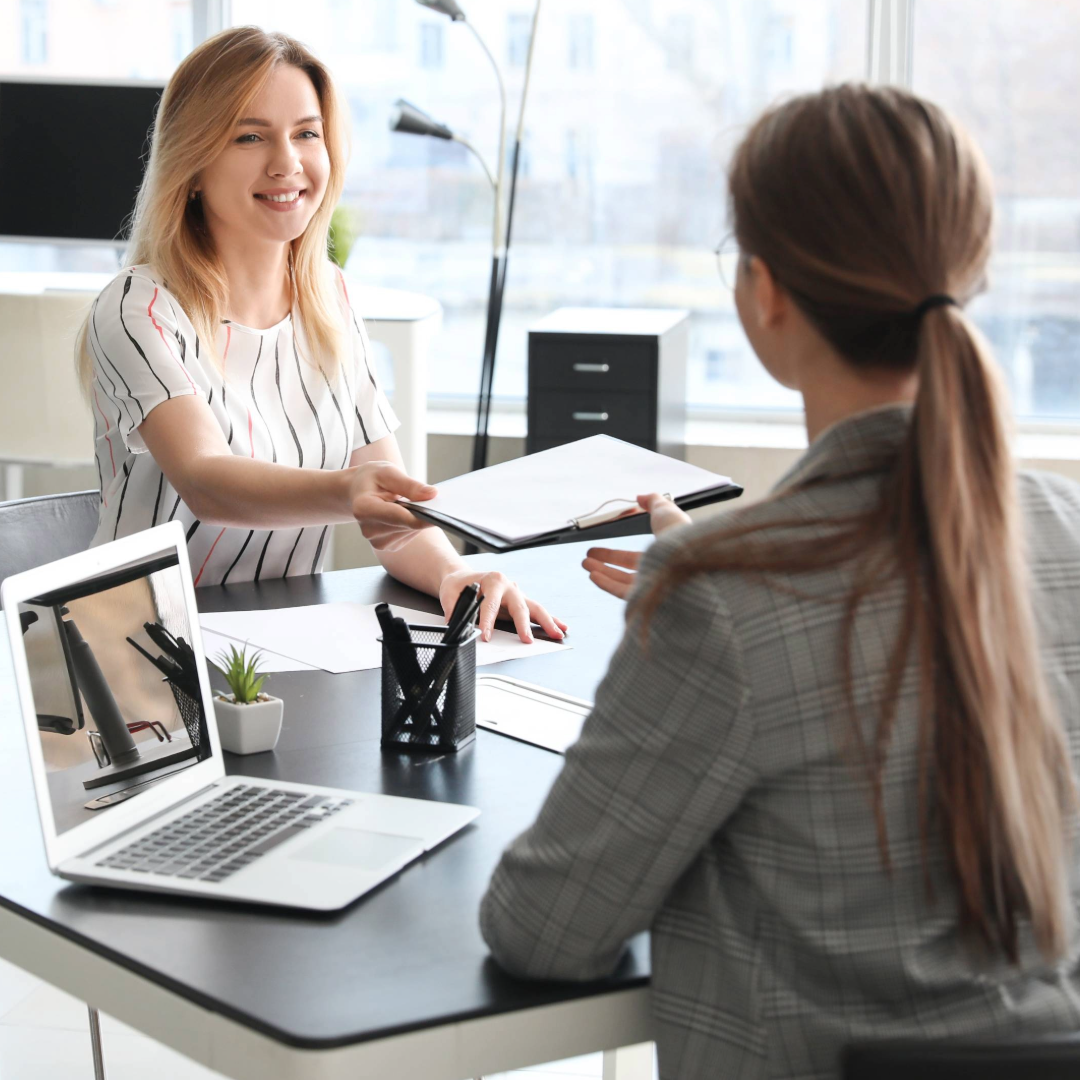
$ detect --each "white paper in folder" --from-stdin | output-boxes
[408,435,733,544]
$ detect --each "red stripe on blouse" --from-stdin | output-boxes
[193,527,228,587]
[248,409,255,457]
[148,287,198,392]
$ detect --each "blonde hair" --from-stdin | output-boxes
[641,84,1077,962]
[77,26,348,391]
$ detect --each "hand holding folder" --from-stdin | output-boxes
[404,435,742,552]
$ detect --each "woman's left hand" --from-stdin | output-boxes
[439,568,568,644]
[582,493,692,600]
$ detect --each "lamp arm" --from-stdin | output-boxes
[504,0,541,255]
[465,20,507,255]
[451,134,496,189]
[515,1,541,145]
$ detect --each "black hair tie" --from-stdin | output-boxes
[911,294,958,321]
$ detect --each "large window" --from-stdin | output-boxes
[2,1,1077,422]
[1,0,192,79]
[230,0,865,412]
[913,1,1080,421]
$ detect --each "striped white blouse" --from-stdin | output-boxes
[86,264,398,586]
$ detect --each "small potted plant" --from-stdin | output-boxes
[210,643,283,755]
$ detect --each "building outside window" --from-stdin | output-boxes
[508,11,532,68]
[567,12,594,70]
[913,0,1080,420]
[170,5,192,67]
[419,21,444,70]
[20,0,48,64]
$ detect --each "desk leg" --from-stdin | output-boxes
[88,1005,107,1079]
[602,1042,655,1080]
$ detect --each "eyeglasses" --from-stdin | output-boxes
[715,231,742,291]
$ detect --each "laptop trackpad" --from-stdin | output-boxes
[290,828,423,872]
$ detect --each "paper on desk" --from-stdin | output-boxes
[408,435,733,543]
[198,602,569,675]
[200,627,317,673]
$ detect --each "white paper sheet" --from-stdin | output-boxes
[201,628,317,673]
[199,602,569,675]
[409,435,733,543]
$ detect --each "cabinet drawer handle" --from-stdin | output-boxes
[573,411,609,422]
[573,363,610,373]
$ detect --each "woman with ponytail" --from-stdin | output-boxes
[77,27,563,641]
[480,84,1080,1078]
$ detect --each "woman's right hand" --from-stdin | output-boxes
[349,461,438,552]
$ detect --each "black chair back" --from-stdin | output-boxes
[843,1036,1080,1080]
[0,491,100,590]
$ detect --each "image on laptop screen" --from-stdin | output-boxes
[16,550,212,835]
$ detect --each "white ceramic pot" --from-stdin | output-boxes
[213,694,283,755]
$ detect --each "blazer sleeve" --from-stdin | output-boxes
[86,271,204,454]
[479,533,758,981]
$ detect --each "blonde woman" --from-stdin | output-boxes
[79,27,565,643]
[481,85,1080,1077]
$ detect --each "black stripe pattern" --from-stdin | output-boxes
[91,267,391,585]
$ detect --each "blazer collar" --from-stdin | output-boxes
[772,404,913,494]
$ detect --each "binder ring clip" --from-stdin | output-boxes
[569,493,672,531]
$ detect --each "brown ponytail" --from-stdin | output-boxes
[641,85,1076,961]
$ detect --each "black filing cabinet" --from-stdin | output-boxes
[526,307,689,459]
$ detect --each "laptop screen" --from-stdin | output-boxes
[16,549,213,835]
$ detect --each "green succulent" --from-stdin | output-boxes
[210,642,268,705]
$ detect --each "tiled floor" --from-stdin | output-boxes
[0,956,607,1079]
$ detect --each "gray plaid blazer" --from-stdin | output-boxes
[480,405,1080,1079]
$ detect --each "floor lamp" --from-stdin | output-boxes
[392,0,542,473]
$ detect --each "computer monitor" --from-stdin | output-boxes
[0,77,163,247]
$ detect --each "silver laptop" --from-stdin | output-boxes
[1,521,479,911]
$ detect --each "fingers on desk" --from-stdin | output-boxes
[584,547,640,570]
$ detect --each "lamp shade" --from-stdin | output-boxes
[389,99,454,140]
[414,0,466,21]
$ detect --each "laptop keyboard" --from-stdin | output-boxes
[95,784,355,884]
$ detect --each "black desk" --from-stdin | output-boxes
[0,538,655,1080]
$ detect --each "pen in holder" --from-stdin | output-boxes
[380,624,480,752]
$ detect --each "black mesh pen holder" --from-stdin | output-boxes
[170,680,209,753]
[381,624,479,752]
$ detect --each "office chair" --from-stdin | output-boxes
[843,1035,1080,1079]
[0,488,106,1079]
[0,490,100,588]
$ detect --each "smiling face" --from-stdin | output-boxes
[195,63,330,252]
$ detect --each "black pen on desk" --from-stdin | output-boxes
[377,603,421,699]
[377,607,423,688]
[126,636,184,680]
[444,583,480,643]
[450,592,482,645]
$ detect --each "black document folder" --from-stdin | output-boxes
[406,436,743,553]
